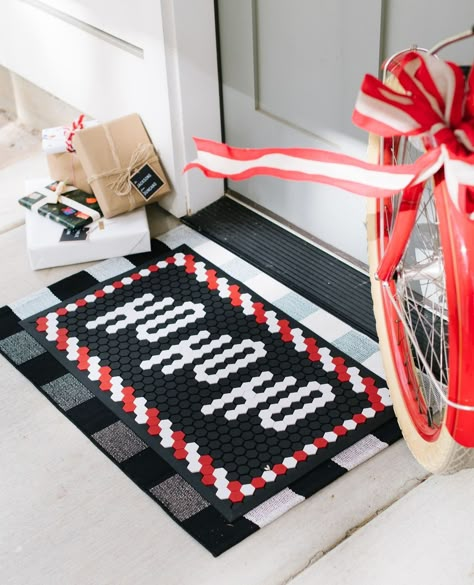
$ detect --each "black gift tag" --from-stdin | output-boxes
[60,227,89,242]
[130,164,164,201]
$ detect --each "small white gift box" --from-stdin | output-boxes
[41,118,99,154]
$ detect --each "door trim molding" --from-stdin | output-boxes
[19,0,144,57]
[160,0,224,216]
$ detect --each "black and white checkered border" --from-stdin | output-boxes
[0,238,401,556]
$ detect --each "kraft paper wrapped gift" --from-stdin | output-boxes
[47,152,92,195]
[73,113,170,218]
[43,117,98,194]
[25,205,151,270]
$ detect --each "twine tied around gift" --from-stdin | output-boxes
[88,127,160,212]
[108,143,157,197]
[61,152,80,189]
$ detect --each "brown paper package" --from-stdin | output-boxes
[47,152,93,195]
[73,113,170,218]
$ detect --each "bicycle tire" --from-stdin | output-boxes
[367,127,474,474]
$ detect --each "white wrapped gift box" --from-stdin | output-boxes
[25,206,151,270]
[41,119,99,154]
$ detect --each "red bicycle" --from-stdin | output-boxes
[366,31,474,472]
[187,28,474,473]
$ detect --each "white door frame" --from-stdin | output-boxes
[160,0,224,216]
[0,0,224,218]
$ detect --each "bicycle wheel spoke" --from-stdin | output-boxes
[384,137,449,429]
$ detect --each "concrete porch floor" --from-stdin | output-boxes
[1,115,474,585]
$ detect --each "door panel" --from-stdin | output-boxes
[218,0,383,265]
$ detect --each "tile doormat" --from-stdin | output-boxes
[0,240,400,556]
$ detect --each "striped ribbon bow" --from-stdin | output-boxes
[65,114,86,153]
[185,52,474,216]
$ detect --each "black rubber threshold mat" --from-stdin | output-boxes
[183,196,377,341]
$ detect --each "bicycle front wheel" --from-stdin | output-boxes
[367,133,474,473]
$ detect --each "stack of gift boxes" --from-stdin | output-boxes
[20,113,170,269]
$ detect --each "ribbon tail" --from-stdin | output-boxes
[186,137,444,200]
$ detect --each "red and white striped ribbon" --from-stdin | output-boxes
[65,114,85,153]
[185,52,474,215]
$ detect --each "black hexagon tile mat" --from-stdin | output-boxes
[20,244,394,522]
